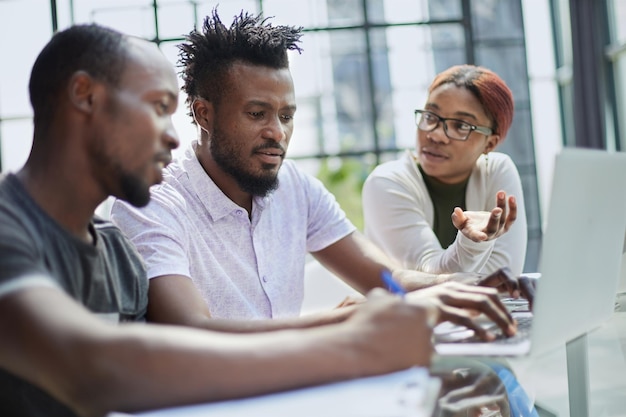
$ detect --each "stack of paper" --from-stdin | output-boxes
[109,367,440,417]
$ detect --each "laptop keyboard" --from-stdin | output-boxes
[465,316,533,344]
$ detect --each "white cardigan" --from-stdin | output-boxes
[362,150,527,276]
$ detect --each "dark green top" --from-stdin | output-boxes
[418,165,469,248]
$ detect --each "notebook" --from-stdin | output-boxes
[435,148,626,357]
[109,367,440,417]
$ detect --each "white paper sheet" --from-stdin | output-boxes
[109,367,440,417]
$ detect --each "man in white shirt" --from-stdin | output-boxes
[111,9,520,337]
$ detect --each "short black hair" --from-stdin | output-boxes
[29,24,128,133]
[178,9,303,112]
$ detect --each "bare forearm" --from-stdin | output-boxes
[395,269,451,292]
[93,323,362,413]
[172,306,356,333]
[1,287,432,417]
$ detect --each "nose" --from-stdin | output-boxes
[263,115,288,143]
[426,122,450,144]
[161,118,180,151]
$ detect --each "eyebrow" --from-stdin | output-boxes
[425,103,478,121]
[247,100,297,112]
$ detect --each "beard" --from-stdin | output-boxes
[119,170,151,207]
[210,125,281,197]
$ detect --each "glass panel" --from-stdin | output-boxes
[614,55,626,151]
[288,31,336,158]
[194,0,260,28]
[368,0,463,24]
[0,3,50,118]
[263,0,364,28]
[376,25,455,151]
[609,0,626,43]
[328,29,372,153]
[326,0,364,26]
[157,2,196,40]
[372,27,422,151]
[263,0,330,28]
[471,0,523,41]
[70,0,148,24]
[296,155,372,230]
[1,119,33,173]
[496,108,534,166]
[290,29,374,156]
[89,4,156,39]
[158,41,198,161]
[476,44,528,101]
[429,24,466,71]
[427,0,463,20]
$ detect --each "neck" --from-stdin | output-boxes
[194,144,253,214]
[18,146,104,244]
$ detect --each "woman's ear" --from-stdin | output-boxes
[191,98,214,133]
[484,134,501,154]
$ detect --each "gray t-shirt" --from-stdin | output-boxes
[0,173,148,416]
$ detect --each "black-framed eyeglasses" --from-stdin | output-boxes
[414,109,493,141]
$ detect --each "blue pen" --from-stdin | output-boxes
[381,270,406,297]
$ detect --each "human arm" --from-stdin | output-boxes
[312,231,519,338]
[460,153,528,275]
[146,273,356,331]
[362,156,498,273]
[312,230,446,294]
[363,152,526,275]
[0,286,434,417]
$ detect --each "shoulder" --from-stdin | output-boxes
[278,159,326,191]
[364,151,421,192]
[478,152,519,174]
[368,151,414,179]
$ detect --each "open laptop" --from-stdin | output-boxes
[435,148,626,357]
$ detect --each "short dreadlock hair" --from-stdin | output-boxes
[178,8,303,116]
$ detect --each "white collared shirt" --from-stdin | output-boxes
[111,142,355,319]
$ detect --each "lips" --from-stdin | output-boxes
[254,145,285,165]
[154,153,172,170]
[420,147,449,161]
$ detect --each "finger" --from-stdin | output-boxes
[438,306,496,341]
[518,276,536,311]
[477,267,520,298]
[439,285,516,336]
[451,207,467,230]
[483,207,503,237]
[496,191,507,230]
[502,195,518,232]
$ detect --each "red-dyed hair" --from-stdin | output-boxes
[428,65,514,139]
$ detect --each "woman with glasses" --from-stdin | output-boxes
[362,64,527,276]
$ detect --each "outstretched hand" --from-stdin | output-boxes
[452,191,517,242]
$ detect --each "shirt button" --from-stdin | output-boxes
[235,209,243,215]
[262,276,268,283]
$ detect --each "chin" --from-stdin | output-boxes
[119,175,152,208]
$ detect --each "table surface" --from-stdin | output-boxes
[508,310,626,417]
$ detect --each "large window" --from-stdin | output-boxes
[0,0,544,271]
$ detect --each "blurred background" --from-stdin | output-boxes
[1,0,625,273]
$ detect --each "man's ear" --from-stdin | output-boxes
[68,71,97,114]
[484,134,501,154]
[191,98,214,133]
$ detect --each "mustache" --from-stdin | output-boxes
[254,143,286,155]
